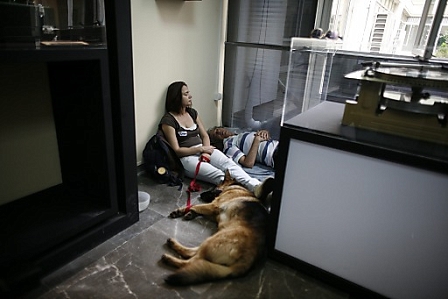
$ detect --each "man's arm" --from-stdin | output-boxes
[238,130,270,168]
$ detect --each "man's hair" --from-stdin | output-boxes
[207,126,224,151]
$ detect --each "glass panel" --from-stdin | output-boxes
[281,38,342,126]
[223,0,318,138]
[227,0,317,46]
[223,45,289,139]
[0,0,106,49]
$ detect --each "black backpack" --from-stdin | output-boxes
[143,130,184,189]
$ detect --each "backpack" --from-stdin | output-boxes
[143,130,184,189]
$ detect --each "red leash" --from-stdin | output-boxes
[185,155,210,212]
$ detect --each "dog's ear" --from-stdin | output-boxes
[221,169,235,186]
[216,170,238,190]
[200,189,222,203]
[224,170,232,181]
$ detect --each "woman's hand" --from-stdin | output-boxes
[200,145,215,155]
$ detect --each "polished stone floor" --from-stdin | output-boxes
[23,172,349,299]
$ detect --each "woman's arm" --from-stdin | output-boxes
[196,116,214,159]
[161,124,205,158]
[196,116,211,147]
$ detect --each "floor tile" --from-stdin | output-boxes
[23,174,348,299]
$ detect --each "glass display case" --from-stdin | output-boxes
[281,37,342,126]
[268,36,448,299]
[0,0,106,49]
[281,37,448,147]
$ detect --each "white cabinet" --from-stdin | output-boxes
[269,102,448,299]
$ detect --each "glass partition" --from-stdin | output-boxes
[281,37,342,126]
[282,36,448,146]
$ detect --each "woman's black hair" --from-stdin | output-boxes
[165,81,187,113]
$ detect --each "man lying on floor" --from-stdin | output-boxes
[200,127,278,204]
[208,127,279,170]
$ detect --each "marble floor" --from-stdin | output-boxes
[22,172,349,299]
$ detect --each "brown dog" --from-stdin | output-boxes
[161,171,268,285]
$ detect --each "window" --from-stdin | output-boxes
[322,0,448,60]
[314,0,448,111]
[222,0,318,139]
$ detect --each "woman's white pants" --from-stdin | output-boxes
[180,149,260,192]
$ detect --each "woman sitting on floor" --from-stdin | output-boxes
[159,81,273,198]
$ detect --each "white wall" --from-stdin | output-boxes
[131,0,226,165]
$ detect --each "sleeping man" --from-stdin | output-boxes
[208,127,279,169]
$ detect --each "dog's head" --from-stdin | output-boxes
[200,170,241,203]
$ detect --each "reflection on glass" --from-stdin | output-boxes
[0,0,106,49]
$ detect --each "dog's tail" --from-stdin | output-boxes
[165,259,238,285]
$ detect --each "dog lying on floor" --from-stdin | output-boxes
[161,171,269,285]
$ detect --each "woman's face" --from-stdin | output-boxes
[181,85,192,108]
[209,127,235,140]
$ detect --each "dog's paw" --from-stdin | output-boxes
[166,238,175,248]
[161,254,170,264]
[183,210,198,220]
[169,208,185,218]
